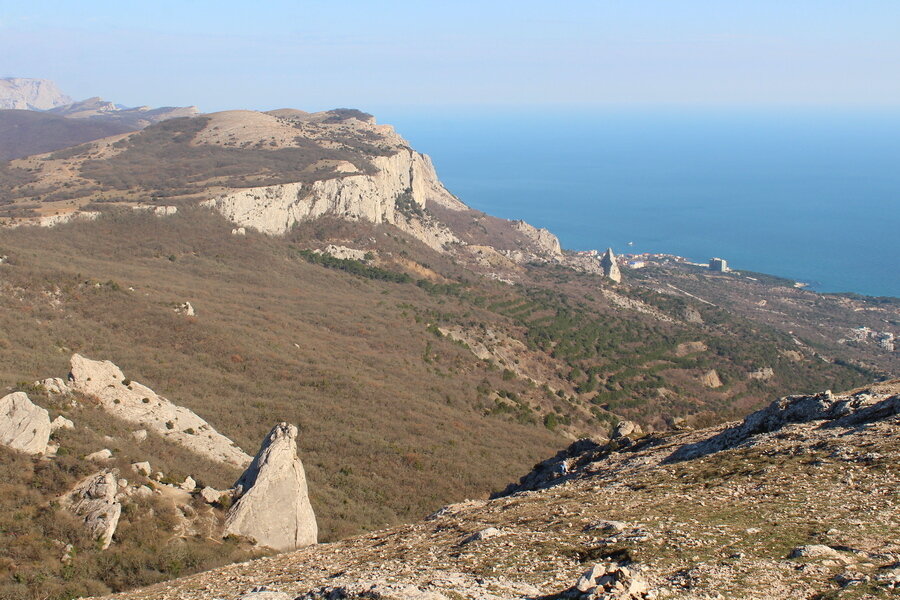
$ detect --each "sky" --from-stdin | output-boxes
[1,0,899,113]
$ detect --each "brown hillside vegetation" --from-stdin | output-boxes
[0,109,135,161]
[0,209,881,599]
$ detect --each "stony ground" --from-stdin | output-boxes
[95,383,900,600]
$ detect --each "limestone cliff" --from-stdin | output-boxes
[202,150,462,252]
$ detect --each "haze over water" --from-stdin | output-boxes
[386,109,900,298]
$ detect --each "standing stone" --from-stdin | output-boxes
[600,248,622,283]
[61,471,122,550]
[0,392,51,454]
[224,423,317,551]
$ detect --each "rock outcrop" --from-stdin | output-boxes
[61,471,122,550]
[0,77,73,110]
[611,420,642,440]
[700,369,722,388]
[669,387,900,462]
[316,245,369,261]
[69,381,900,600]
[0,391,51,454]
[600,248,622,283]
[65,354,251,466]
[51,415,74,431]
[224,423,317,551]
[511,220,562,257]
[203,150,462,252]
[495,437,607,496]
[570,563,653,599]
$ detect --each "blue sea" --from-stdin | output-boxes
[380,108,900,298]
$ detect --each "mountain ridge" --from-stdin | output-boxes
[0,77,199,161]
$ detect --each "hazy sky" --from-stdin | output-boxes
[2,0,899,112]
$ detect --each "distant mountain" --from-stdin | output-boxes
[0,78,199,161]
[0,109,133,161]
[0,77,73,110]
[48,96,199,129]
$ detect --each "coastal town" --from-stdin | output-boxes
[572,248,730,272]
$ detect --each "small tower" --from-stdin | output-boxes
[600,248,621,283]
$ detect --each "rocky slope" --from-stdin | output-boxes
[93,381,900,600]
[42,353,252,466]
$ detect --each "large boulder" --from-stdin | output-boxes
[66,354,251,466]
[600,248,622,283]
[0,392,51,454]
[224,423,317,551]
[61,471,121,550]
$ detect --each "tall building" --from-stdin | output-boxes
[709,257,728,272]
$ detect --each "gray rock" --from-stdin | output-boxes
[200,486,222,504]
[131,429,148,442]
[790,545,842,559]
[612,421,642,440]
[66,354,250,466]
[573,562,653,599]
[85,448,113,462]
[131,461,151,476]
[51,415,74,432]
[37,377,70,395]
[174,301,195,316]
[668,389,899,462]
[179,476,197,491]
[461,526,502,544]
[224,422,317,551]
[61,471,121,550]
[586,520,628,534]
[0,392,51,454]
[600,248,622,283]
[238,587,293,600]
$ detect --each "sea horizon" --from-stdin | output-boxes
[378,107,900,299]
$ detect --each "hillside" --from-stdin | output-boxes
[0,109,134,161]
[94,381,900,599]
[0,105,895,599]
[0,78,198,161]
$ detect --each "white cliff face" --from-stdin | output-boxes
[203,150,462,251]
[512,221,562,257]
[0,77,73,110]
[0,392,51,455]
[225,423,317,552]
[61,471,121,550]
[66,354,251,467]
